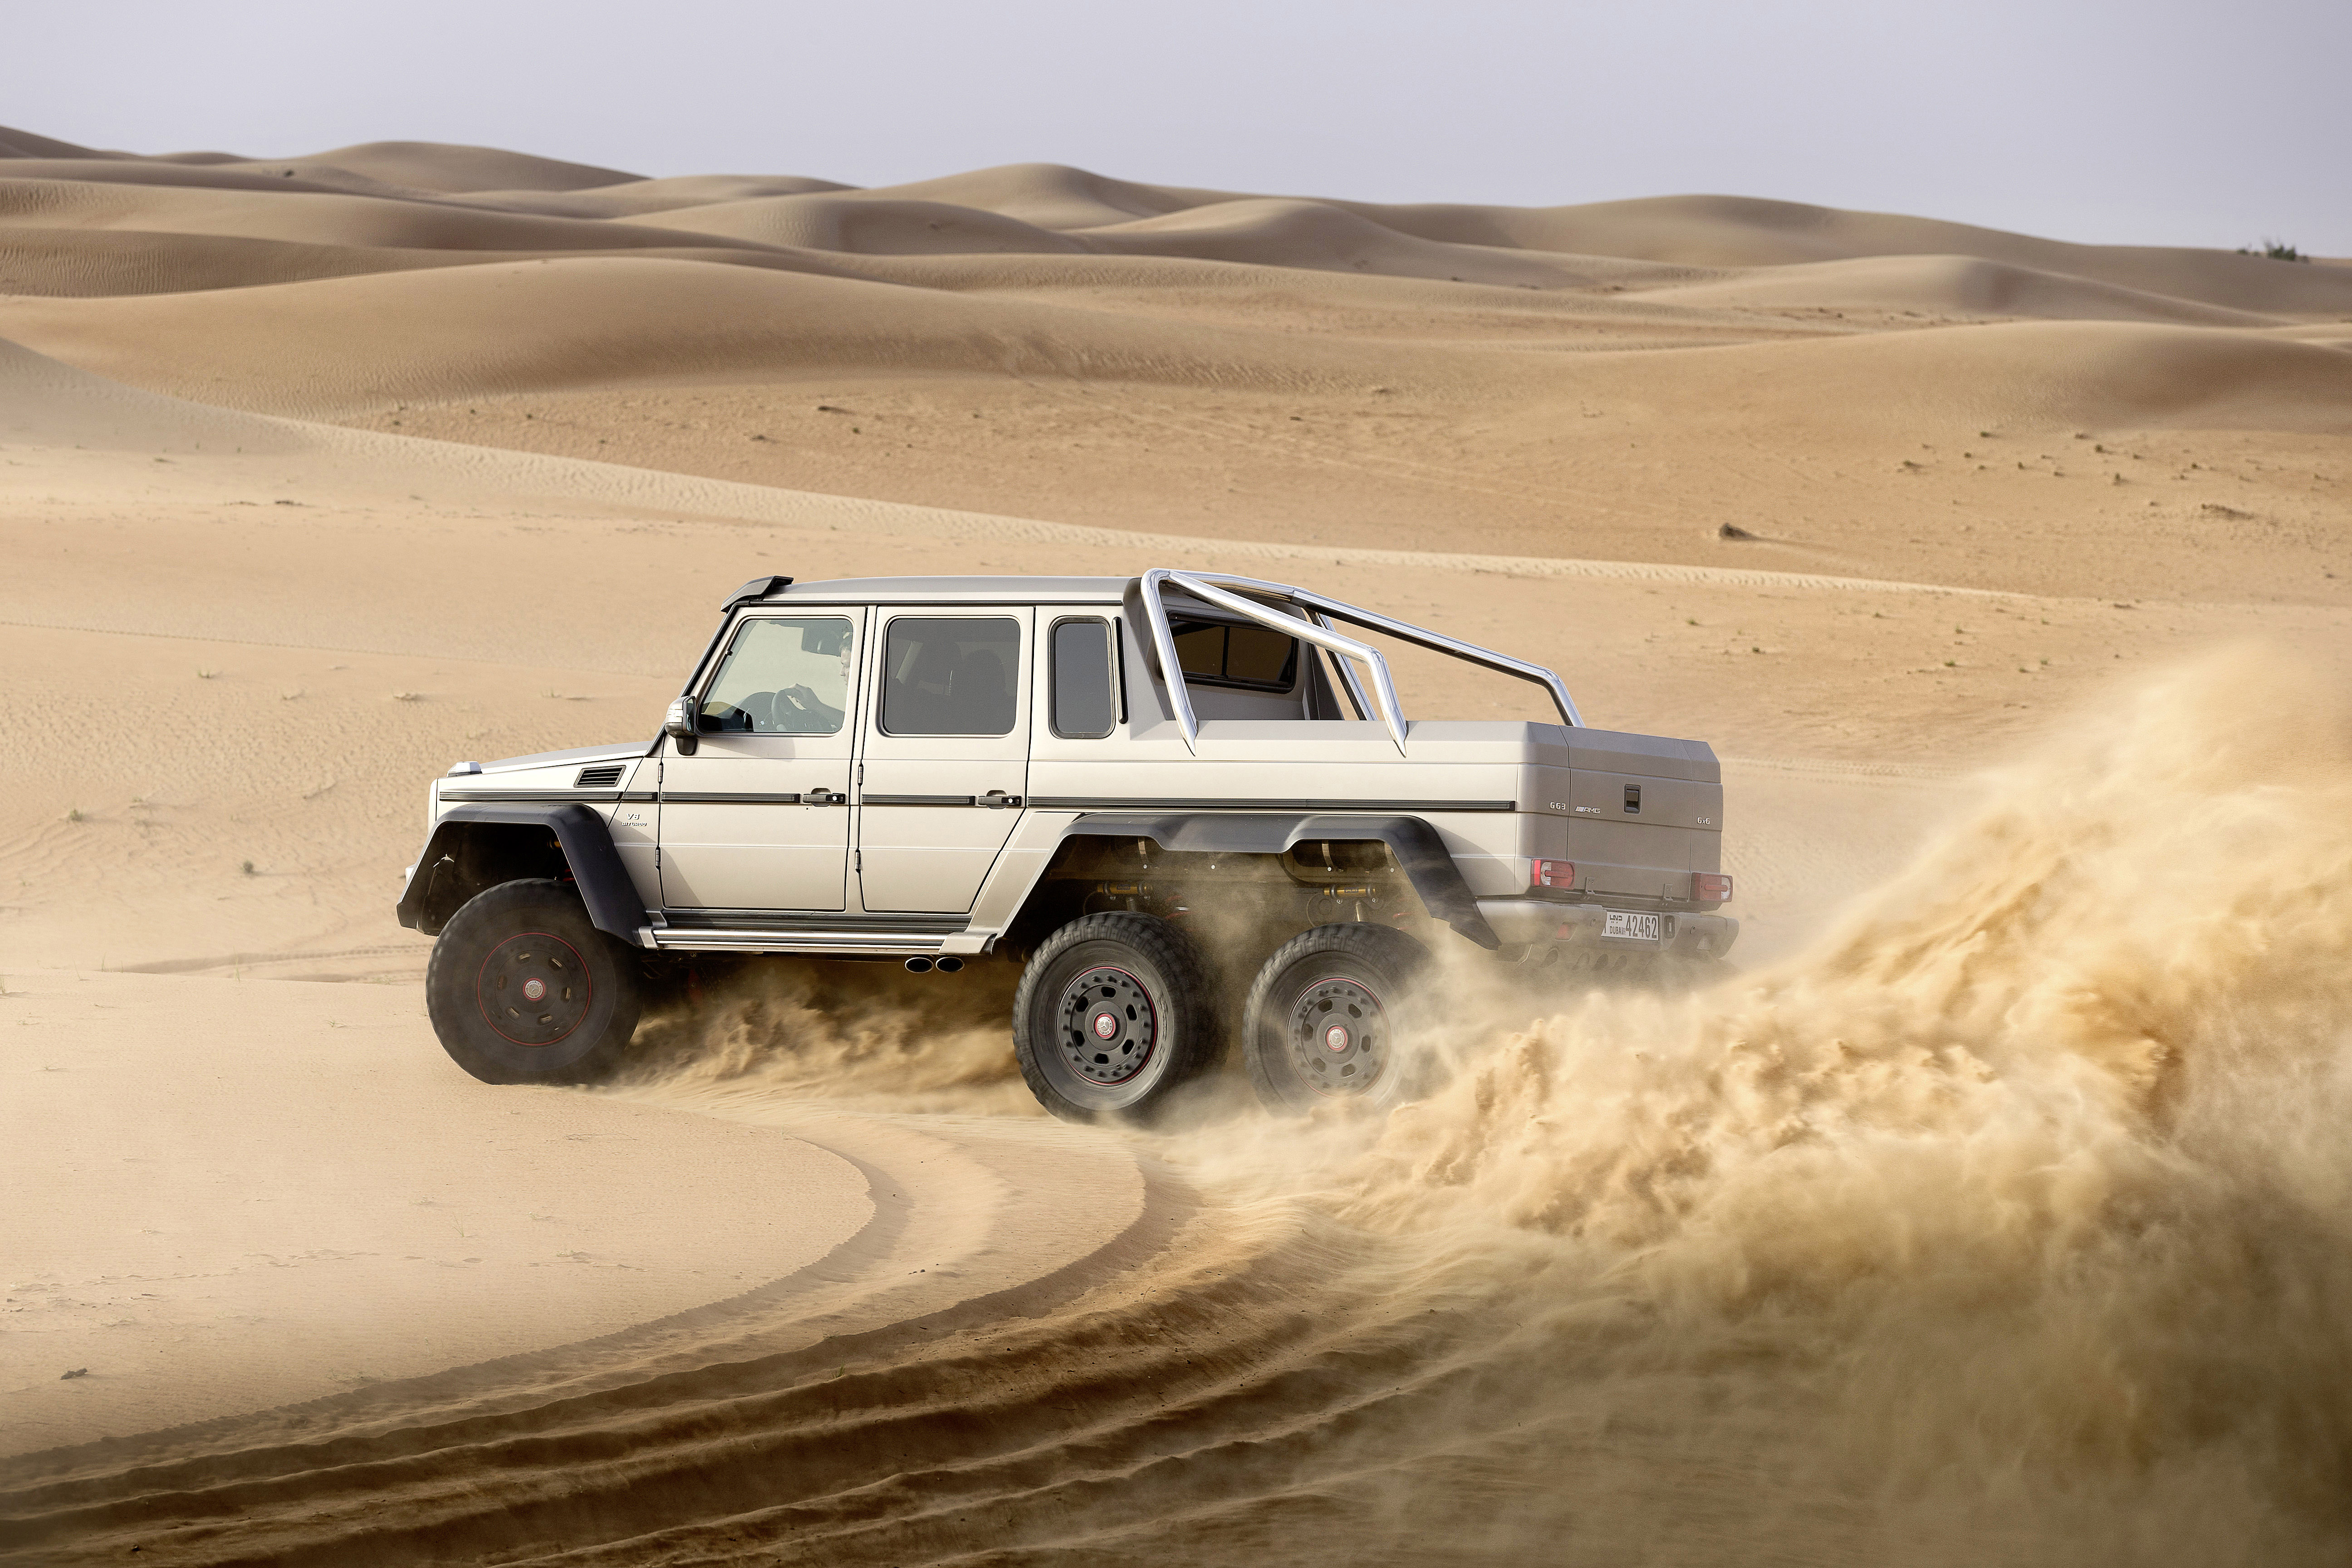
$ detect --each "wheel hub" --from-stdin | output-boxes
[1289,976,1386,1096]
[476,931,592,1047]
[1058,965,1157,1086]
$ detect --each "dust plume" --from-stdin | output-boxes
[611,658,2352,1561]
[596,649,2352,1561]
[616,956,1041,1117]
[1256,645,2352,1562]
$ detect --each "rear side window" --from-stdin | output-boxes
[1050,618,1117,738]
[880,616,1021,735]
[1167,617,1298,692]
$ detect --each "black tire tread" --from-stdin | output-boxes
[1242,922,1431,1114]
[1010,911,1224,1125]
[425,878,643,1086]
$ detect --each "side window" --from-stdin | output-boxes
[1166,618,1299,692]
[880,616,1021,736]
[1050,617,1117,739]
[1173,621,1225,680]
[700,616,854,735]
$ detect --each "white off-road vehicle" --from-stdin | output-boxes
[397,570,1735,1122]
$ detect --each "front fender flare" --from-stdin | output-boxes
[395,803,647,944]
[1056,812,1499,949]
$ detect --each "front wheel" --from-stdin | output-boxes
[1011,912,1224,1125]
[425,878,644,1084]
[1242,924,1432,1114]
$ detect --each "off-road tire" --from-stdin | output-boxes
[1011,912,1225,1125]
[1243,923,1433,1115]
[426,878,644,1085]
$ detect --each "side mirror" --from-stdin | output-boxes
[663,695,701,755]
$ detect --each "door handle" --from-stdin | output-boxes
[982,790,1024,809]
[804,787,845,806]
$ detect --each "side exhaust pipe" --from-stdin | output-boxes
[904,956,965,974]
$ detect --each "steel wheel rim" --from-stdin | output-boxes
[1286,974,1387,1097]
[477,931,592,1047]
[1056,964,1159,1086]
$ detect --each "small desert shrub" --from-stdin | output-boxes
[241,860,255,876]
[2236,238,2309,262]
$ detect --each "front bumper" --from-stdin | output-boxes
[1474,897,1738,959]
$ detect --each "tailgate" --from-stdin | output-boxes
[1525,729,1722,901]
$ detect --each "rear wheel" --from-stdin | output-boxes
[1243,923,1432,1115]
[426,878,644,1085]
[1011,912,1224,1125]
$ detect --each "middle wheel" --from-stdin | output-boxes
[1011,911,1226,1124]
[1242,923,1434,1114]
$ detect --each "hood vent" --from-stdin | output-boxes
[575,764,626,789]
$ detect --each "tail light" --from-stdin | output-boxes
[1532,859,1576,890]
[1694,872,1733,903]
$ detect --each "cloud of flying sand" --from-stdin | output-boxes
[588,646,2352,1559]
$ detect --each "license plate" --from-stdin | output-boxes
[1604,910,1663,941]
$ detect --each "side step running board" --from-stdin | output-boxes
[638,927,955,957]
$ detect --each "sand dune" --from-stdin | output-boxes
[0,127,114,161]
[8,254,2345,441]
[0,177,778,255]
[1339,191,2352,314]
[862,160,1233,228]
[0,227,803,299]
[6,125,2352,1566]
[1079,196,1587,286]
[223,138,642,193]
[1639,251,2282,326]
[0,256,1412,413]
[5,127,2346,330]
[837,165,2352,314]
[0,157,450,201]
[438,172,857,219]
[652,192,1089,255]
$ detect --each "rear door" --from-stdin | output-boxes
[856,608,1032,913]
[658,610,862,911]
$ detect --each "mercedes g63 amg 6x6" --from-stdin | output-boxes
[397,569,1735,1122]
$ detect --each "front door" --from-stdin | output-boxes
[659,610,862,911]
[858,608,1032,913]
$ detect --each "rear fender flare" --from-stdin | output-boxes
[396,804,646,944]
[1048,812,1499,949]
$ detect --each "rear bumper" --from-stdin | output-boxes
[1475,897,1739,959]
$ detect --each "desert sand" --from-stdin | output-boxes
[2,125,2349,1563]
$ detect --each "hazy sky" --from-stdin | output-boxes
[11,0,2347,252]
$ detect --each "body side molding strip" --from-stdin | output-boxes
[1028,796,1514,813]
[439,789,622,804]
[658,791,807,804]
[659,909,970,934]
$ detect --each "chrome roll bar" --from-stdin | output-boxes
[1136,568,1583,755]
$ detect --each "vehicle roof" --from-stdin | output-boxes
[758,574,1135,605]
